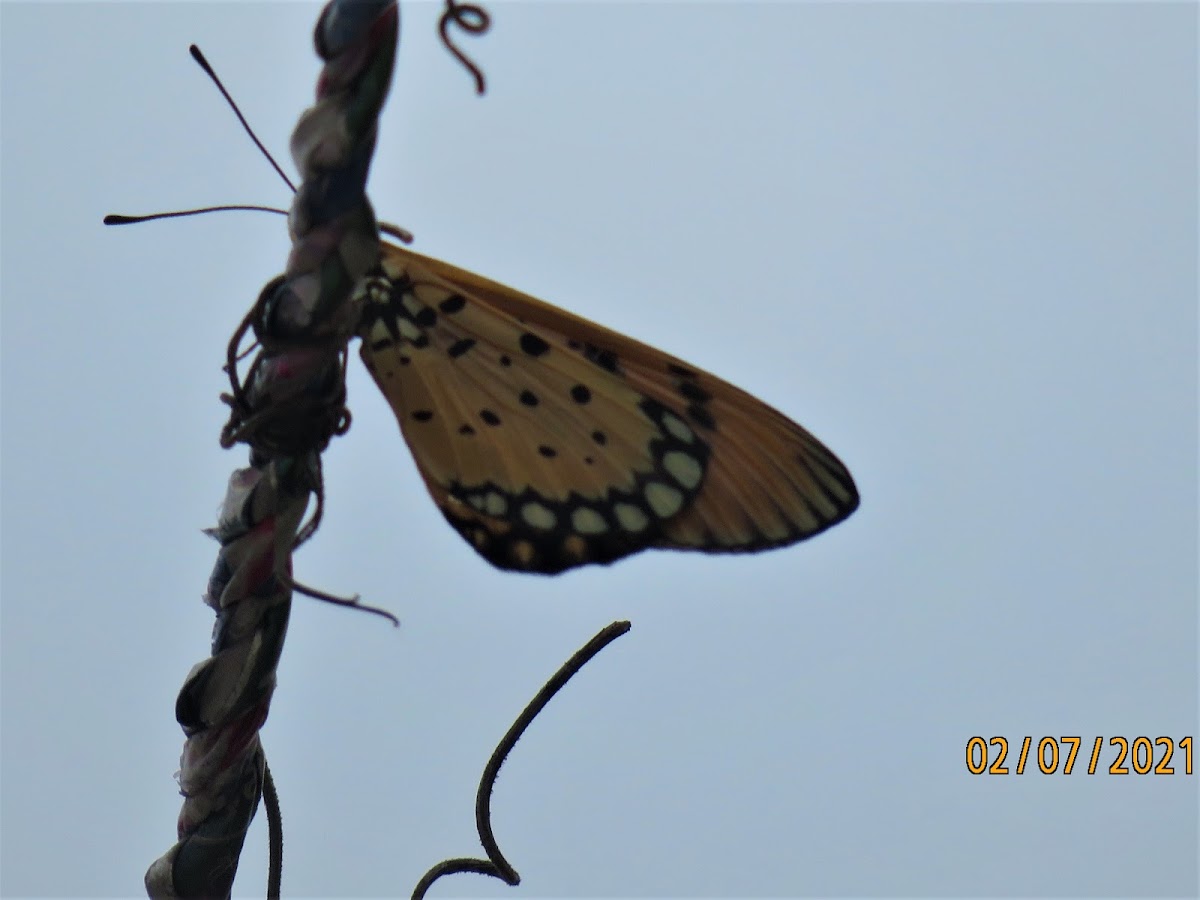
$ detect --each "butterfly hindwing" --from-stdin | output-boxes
[356,241,858,574]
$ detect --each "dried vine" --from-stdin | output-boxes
[412,621,632,899]
[142,3,398,896]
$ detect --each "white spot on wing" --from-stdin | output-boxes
[662,412,695,444]
[369,321,393,345]
[614,502,650,533]
[522,501,557,531]
[662,451,703,490]
[644,481,684,518]
[571,507,608,535]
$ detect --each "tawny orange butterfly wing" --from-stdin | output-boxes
[356,240,858,573]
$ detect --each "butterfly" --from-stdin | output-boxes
[353,239,859,574]
[110,42,857,578]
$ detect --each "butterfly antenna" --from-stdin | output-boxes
[189,44,297,193]
[104,50,422,240]
[104,205,288,227]
[106,200,414,245]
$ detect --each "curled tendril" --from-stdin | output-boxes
[219,277,353,458]
[439,0,491,94]
[411,621,633,900]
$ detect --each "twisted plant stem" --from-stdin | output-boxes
[143,3,398,897]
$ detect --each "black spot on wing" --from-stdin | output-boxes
[687,403,716,430]
[678,380,712,404]
[583,342,620,373]
[520,333,549,357]
[448,338,476,359]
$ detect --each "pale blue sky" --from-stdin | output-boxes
[2,2,1196,897]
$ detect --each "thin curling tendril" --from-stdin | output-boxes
[439,0,490,94]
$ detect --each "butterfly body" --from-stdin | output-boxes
[357,241,858,574]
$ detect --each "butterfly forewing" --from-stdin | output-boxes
[356,241,858,574]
